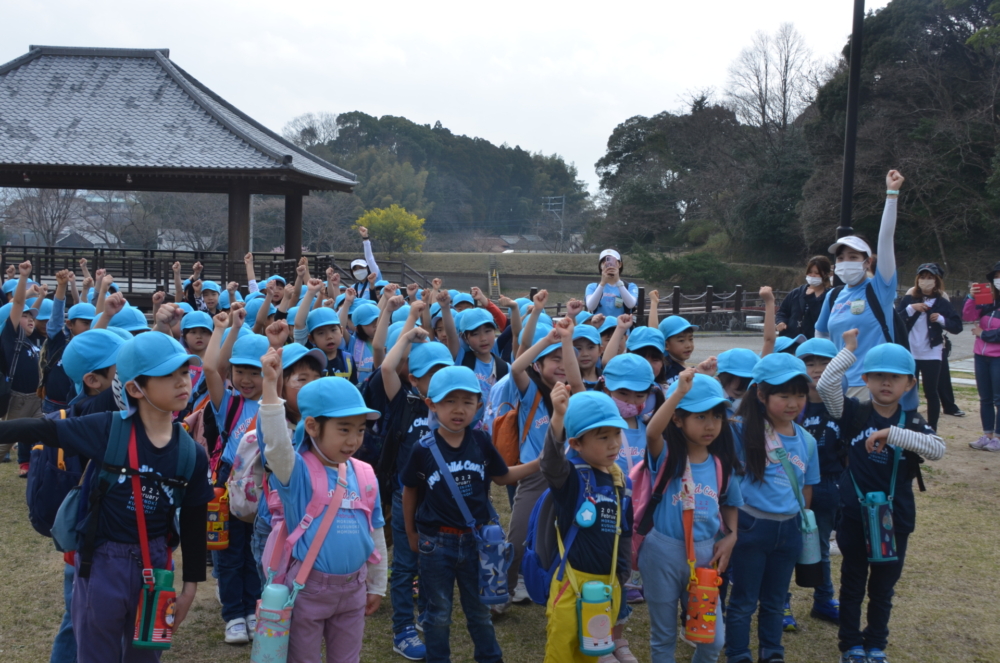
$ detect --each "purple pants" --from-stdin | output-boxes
[285,560,368,663]
[72,538,169,663]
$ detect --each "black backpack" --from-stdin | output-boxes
[827,284,910,351]
[460,350,509,382]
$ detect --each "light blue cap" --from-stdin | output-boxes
[181,311,213,332]
[598,317,619,335]
[307,307,341,334]
[230,334,270,368]
[263,274,286,285]
[219,290,244,309]
[115,331,201,386]
[392,305,411,324]
[374,279,389,288]
[386,321,406,351]
[68,303,97,321]
[350,298,374,314]
[717,348,760,378]
[245,291,266,303]
[537,312,554,327]
[452,293,475,308]
[178,302,194,314]
[334,294,346,310]
[201,280,221,293]
[863,343,916,376]
[564,391,628,440]
[459,308,496,333]
[750,353,810,386]
[62,329,126,394]
[281,342,328,371]
[603,354,656,392]
[658,316,698,339]
[575,311,593,325]
[245,298,276,323]
[427,366,482,403]
[572,324,601,346]
[221,324,254,343]
[795,338,838,360]
[665,373,730,413]
[627,327,665,353]
[351,304,380,327]
[105,327,133,341]
[27,298,53,321]
[448,289,460,301]
[300,377,379,420]
[408,341,454,378]
[774,334,806,354]
[287,306,299,322]
[109,306,149,333]
[519,324,559,359]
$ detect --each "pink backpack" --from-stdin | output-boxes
[629,451,723,569]
[261,451,381,585]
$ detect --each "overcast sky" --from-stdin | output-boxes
[2,0,891,193]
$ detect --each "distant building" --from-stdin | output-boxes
[499,234,554,253]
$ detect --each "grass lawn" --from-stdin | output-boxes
[1,388,999,662]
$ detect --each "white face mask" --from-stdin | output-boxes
[806,276,823,287]
[917,279,936,294]
[835,261,867,287]
[352,268,369,281]
[994,279,1000,291]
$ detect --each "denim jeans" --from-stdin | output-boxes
[215,461,261,622]
[50,563,75,663]
[975,354,1000,434]
[725,511,801,663]
[418,531,503,663]
[811,476,842,604]
[252,514,271,590]
[391,489,427,635]
[837,515,909,652]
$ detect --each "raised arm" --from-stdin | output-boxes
[93,271,112,315]
[602,314,632,367]
[340,288,355,333]
[295,280,321,334]
[877,170,903,282]
[539,382,572,489]
[244,253,259,294]
[203,311,233,410]
[360,226,382,282]
[8,261,30,329]
[518,289,548,360]
[49,270,70,337]
[499,296,522,357]
[172,262,184,303]
[646,368,694,460]
[760,286,776,357]
[381,326,428,401]
[93,292,125,331]
[816,329,856,420]
[374,295,405,368]
[646,289,660,329]
[260,347,296,485]
[435,290,460,358]
[556,317,585,394]
[511,326,560,393]
[67,270,80,306]
[152,301,182,336]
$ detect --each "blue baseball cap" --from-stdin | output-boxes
[245,298,276,323]
[299,377,379,420]
[666,373,730,413]
[230,334,269,368]
[795,338,838,360]
[181,311,213,332]
[598,317,618,335]
[219,289,244,310]
[863,343,916,376]
[448,289,460,301]
[386,321,406,351]
[408,341,454,378]
[334,294,346,310]
[307,308,341,334]
[262,274,286,286]
[658,316,698,340]
[575,311,594,325]
[105,326,133,342]
[351,304,380,327]
[603,354,656,392]
[115,331,201,386]
[27,298,53,321]
[717,348,760,378]
[537,312,554,327]
[564,391,628,440]
[245,291,265,303]
[750,353,810,387]
[452,293,475,309]
[392,305,411,324]
[774,334,806,354]
[374,279,389,289]
[109,306,149,333]
[572,324,601,346]
[201,280,221,294]
[178,302,194,314]
[62,329,126,394]
[222,324,254,344]
[427,366,482,403]
[281,342,328,371]
[519,324,560,359]
[287,306,299,322]
[627,327,665,353]
[459,308,496,334]
[67,303,97,322]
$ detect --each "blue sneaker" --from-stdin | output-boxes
[811,598,840,623]
[841,647,866,663]
[393,626,426,661]
[865,649,889,663]
[782,593,797,632]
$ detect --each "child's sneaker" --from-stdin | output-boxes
[490,598,511,615]
[811,598,839,623]
[985,437,1000,452]
[679,630,698,648]
[613,638,638,663]
[970,434,993,450]
[511,576,531,604]
[18,462,29,478]
[626,587,645,604]
[782,593,798,632]
[393,625,426,661]
[215,584,222,605]
[245,614,256,640]
[840,648,866,663]
[414,611,426,633]
[224,617,249,645]
[865,649,889,663]
[596,655,617,663]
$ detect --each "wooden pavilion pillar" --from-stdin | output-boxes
[228,180,251,282]
[284,193,303,263]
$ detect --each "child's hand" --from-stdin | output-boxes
[388,295,405,311]
[213,312,230,330]
[104,292,126,317]
[551,382,570,417]
[18,261,32,278]
[36,283,49,298]
[192,261,203,275]
[973,324,983,338]
[865,428,891,455]
[566,298,584,317]
[358,225,369,240]
[408,531,419,553]
[432,277,443,289]
[296,263,308,279]
[306,278,323,294]
[759,286,774,303]
[498,295,516,309]
[94,268,106,281]
[25,283,41,298]
[367,272,378,285]
[172,261,181,274]
[406,327,430,343]
[192,279,202,296]
[471,286,488,306]
[261,347,283,383]
[232,307,247,328]
[545,326,561,345]
[55,269,70,286]
[648,289,660,303]
[886,169,905,192]
[244,252,254,265]
[67,271,76,285]
[383,283,399,298]
[227,281,239,293]
[676,368,696,395]
[5,265,15,279]
[344,287,356,304]
[591,313,606,328]
[930,312,941,324]
[695,356,717,376]
[533,289,548,308]
[410,300,426,318]
[365,594,382,616]
[406,283,419,298]
[436,289,451,306]
[151,291,165,306]
[79,257,88,270]
[617,313,633,329]
[231,301,245,313]
[842,328,859,352]
[155,303,183,328]
[82,276,94,291]
[710,531,737,573]
[266,320,289,348]
[327,268,339,286]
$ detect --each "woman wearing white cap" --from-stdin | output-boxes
[350,225,383,301]
[815,170,905,400]
[585,249,638,318]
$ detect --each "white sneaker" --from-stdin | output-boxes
[215,584,222,606]
[613,638,639,663]
[246,614,257,641]
[829,539,842,556]
[225,617,249,645]
[511,576,530,604]
[970,434,993,450]
[490,598,511,615]
[679,630,698,648]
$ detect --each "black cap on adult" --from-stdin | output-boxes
[916,263,944,278]
[988,261,1000,281]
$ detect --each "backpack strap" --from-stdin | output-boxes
[827,285,845,312]
[636,449,672,537]
[79,415,134,578]
[865,283,894,344]
[521,391,542,446]
[422,433,479,531]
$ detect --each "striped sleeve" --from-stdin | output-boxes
[817,347,855,420]
[887,427,946,461]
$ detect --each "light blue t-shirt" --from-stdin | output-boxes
[585,282,639,318]
[454,347,507,406]
[275,457,384,575]
[617,423,647,474]
[348,334,375,383]
[814,272,898,387]
[517,379,551,463]
[214,390,261,465]
[649,449,744,542]
[732,422,819,515]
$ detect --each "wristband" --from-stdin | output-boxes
[886,189,900,195]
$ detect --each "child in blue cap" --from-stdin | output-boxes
[0,330,213,663]
[197,280,223,316]
[572,323,603,388]
[456,307,508,407]
[401,365,536,663]
[716,348,760,416]
[294,278,356,383]
[339,288,380,383]
[61,329,126,415]
[39,269,94,414]
[258,351,388,662]
[175,311,214,421]
[641,370,743,663]
[817,331,945,663]
[539,383,635,663]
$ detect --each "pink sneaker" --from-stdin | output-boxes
[970,435,993,450]
[613,639,639,663]
[985,437,1000,452]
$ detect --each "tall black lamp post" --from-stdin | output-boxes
[838,0,866,239]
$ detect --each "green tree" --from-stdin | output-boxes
[344,147,433,219]
[354,205,426,255]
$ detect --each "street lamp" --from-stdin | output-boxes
[838,0,866,239]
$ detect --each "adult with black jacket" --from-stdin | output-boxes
[776,256,831,339]
[895,262,962,430]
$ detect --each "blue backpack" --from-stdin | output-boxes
[521,463,631,605]
[26,410,83,537]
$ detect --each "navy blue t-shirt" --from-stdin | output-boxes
[42,328,75,404]
[801,401,842,476]
[366,370,431,486]
[401,429,508,534]
[70,387,118,417]
[663,359,684,388]
[0,322,41,393]
[837,399,932,534]
[55,413,214,545]
[552,465,632,579]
